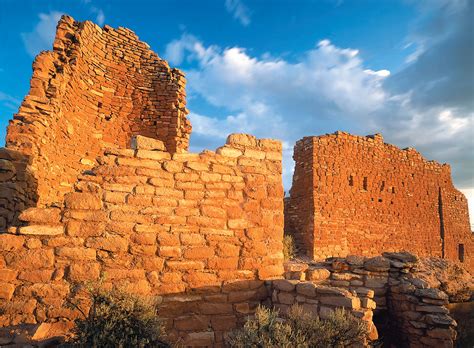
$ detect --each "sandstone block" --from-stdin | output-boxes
[18,208,61,224]
[85,237,128,253]
[136,150,170,160]
[68,263,101,281]
[174,315,210,331]
[216,146,242,158]
[273,279,298,292]
[18,225,63,236]
[64,192,102,210]
[18,270,53,283]
[361,298,376,309]
[56,247,96,260]
[319,296,361,309]
[5,249,54,269]
[0,283,15,300]
[131,135,166,151]
[0,269,17,281]
[296,282,317,297]
[415,305,449,314]
[307,268,331,281]
[226,133,257,147]
[199,302,233,315]
[278,291,295,305]
[364,256,390,272]
[183,331,214,346]
[258,265,284,279]
[0,234,24,251]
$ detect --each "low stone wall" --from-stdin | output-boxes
[270,279,378,340]
[283,252,463,347]
[389,282,456,347]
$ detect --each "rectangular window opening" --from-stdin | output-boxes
[363,177,368,191]
[349,175,354,187]
[458,244,465,263]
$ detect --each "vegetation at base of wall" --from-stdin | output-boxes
[68,288,170,348]
[227,304,368,347]
[283,234,296,260]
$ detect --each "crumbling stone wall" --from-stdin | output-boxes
[5,15,190,208]
[0,133,284,346]
[0,149,38,230]
[286,132,473,268]
[270,280,378,341]
[284,252,462,347]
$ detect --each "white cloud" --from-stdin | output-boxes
[90,7,105,26]
[165,34,218,66]
[165,3,473,210]
[168,34,394,189]
[225,0,251,26]
[21,11,63,57]
[0,91,21,111]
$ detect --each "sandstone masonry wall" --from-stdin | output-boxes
[5,15,190,208]
[0,149,37,230]
[284,252,460,347]
[271,279,377,341]
[286,132,473,269]
[0,134,284,346]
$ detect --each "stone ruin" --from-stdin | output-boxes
[0,15,472,347]
[285,133,473,270]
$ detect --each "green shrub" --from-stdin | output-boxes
[228,304,368,347]
[69,288,169,348]
[283,234,296,260]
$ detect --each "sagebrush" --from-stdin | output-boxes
[69,288,169,348]
[228,304,368,347]
[283,234,296,260]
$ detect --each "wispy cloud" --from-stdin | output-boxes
[21,11,63,57]
[0,91,21,111]
[90,7,105,26]
[225,0,251,26]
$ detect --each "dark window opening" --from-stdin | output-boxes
[378,198,383,203]
[390,201,394,205]
[392,187,396,194]
[458,244,465,263]
[454,196,457,201]
[363,177,368,191]
[380,181,385,192]
[98,102,103,109]
[349,175,354,186]
[416,203,419,207]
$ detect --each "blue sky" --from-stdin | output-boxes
[0,0,473,222]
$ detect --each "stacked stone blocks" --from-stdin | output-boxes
[286,131,473,269]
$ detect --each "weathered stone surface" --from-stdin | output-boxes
[131,135,166,151]
[18,208,62,224]
[0,234,24,251]
[286,132,473,268]
[414,288,449,300]
[0,283,15,300]
[296,282,316,297]
[364,256,390,272]
[307,268,330,281]
[18,225,63,236]
[273,279,298,292]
